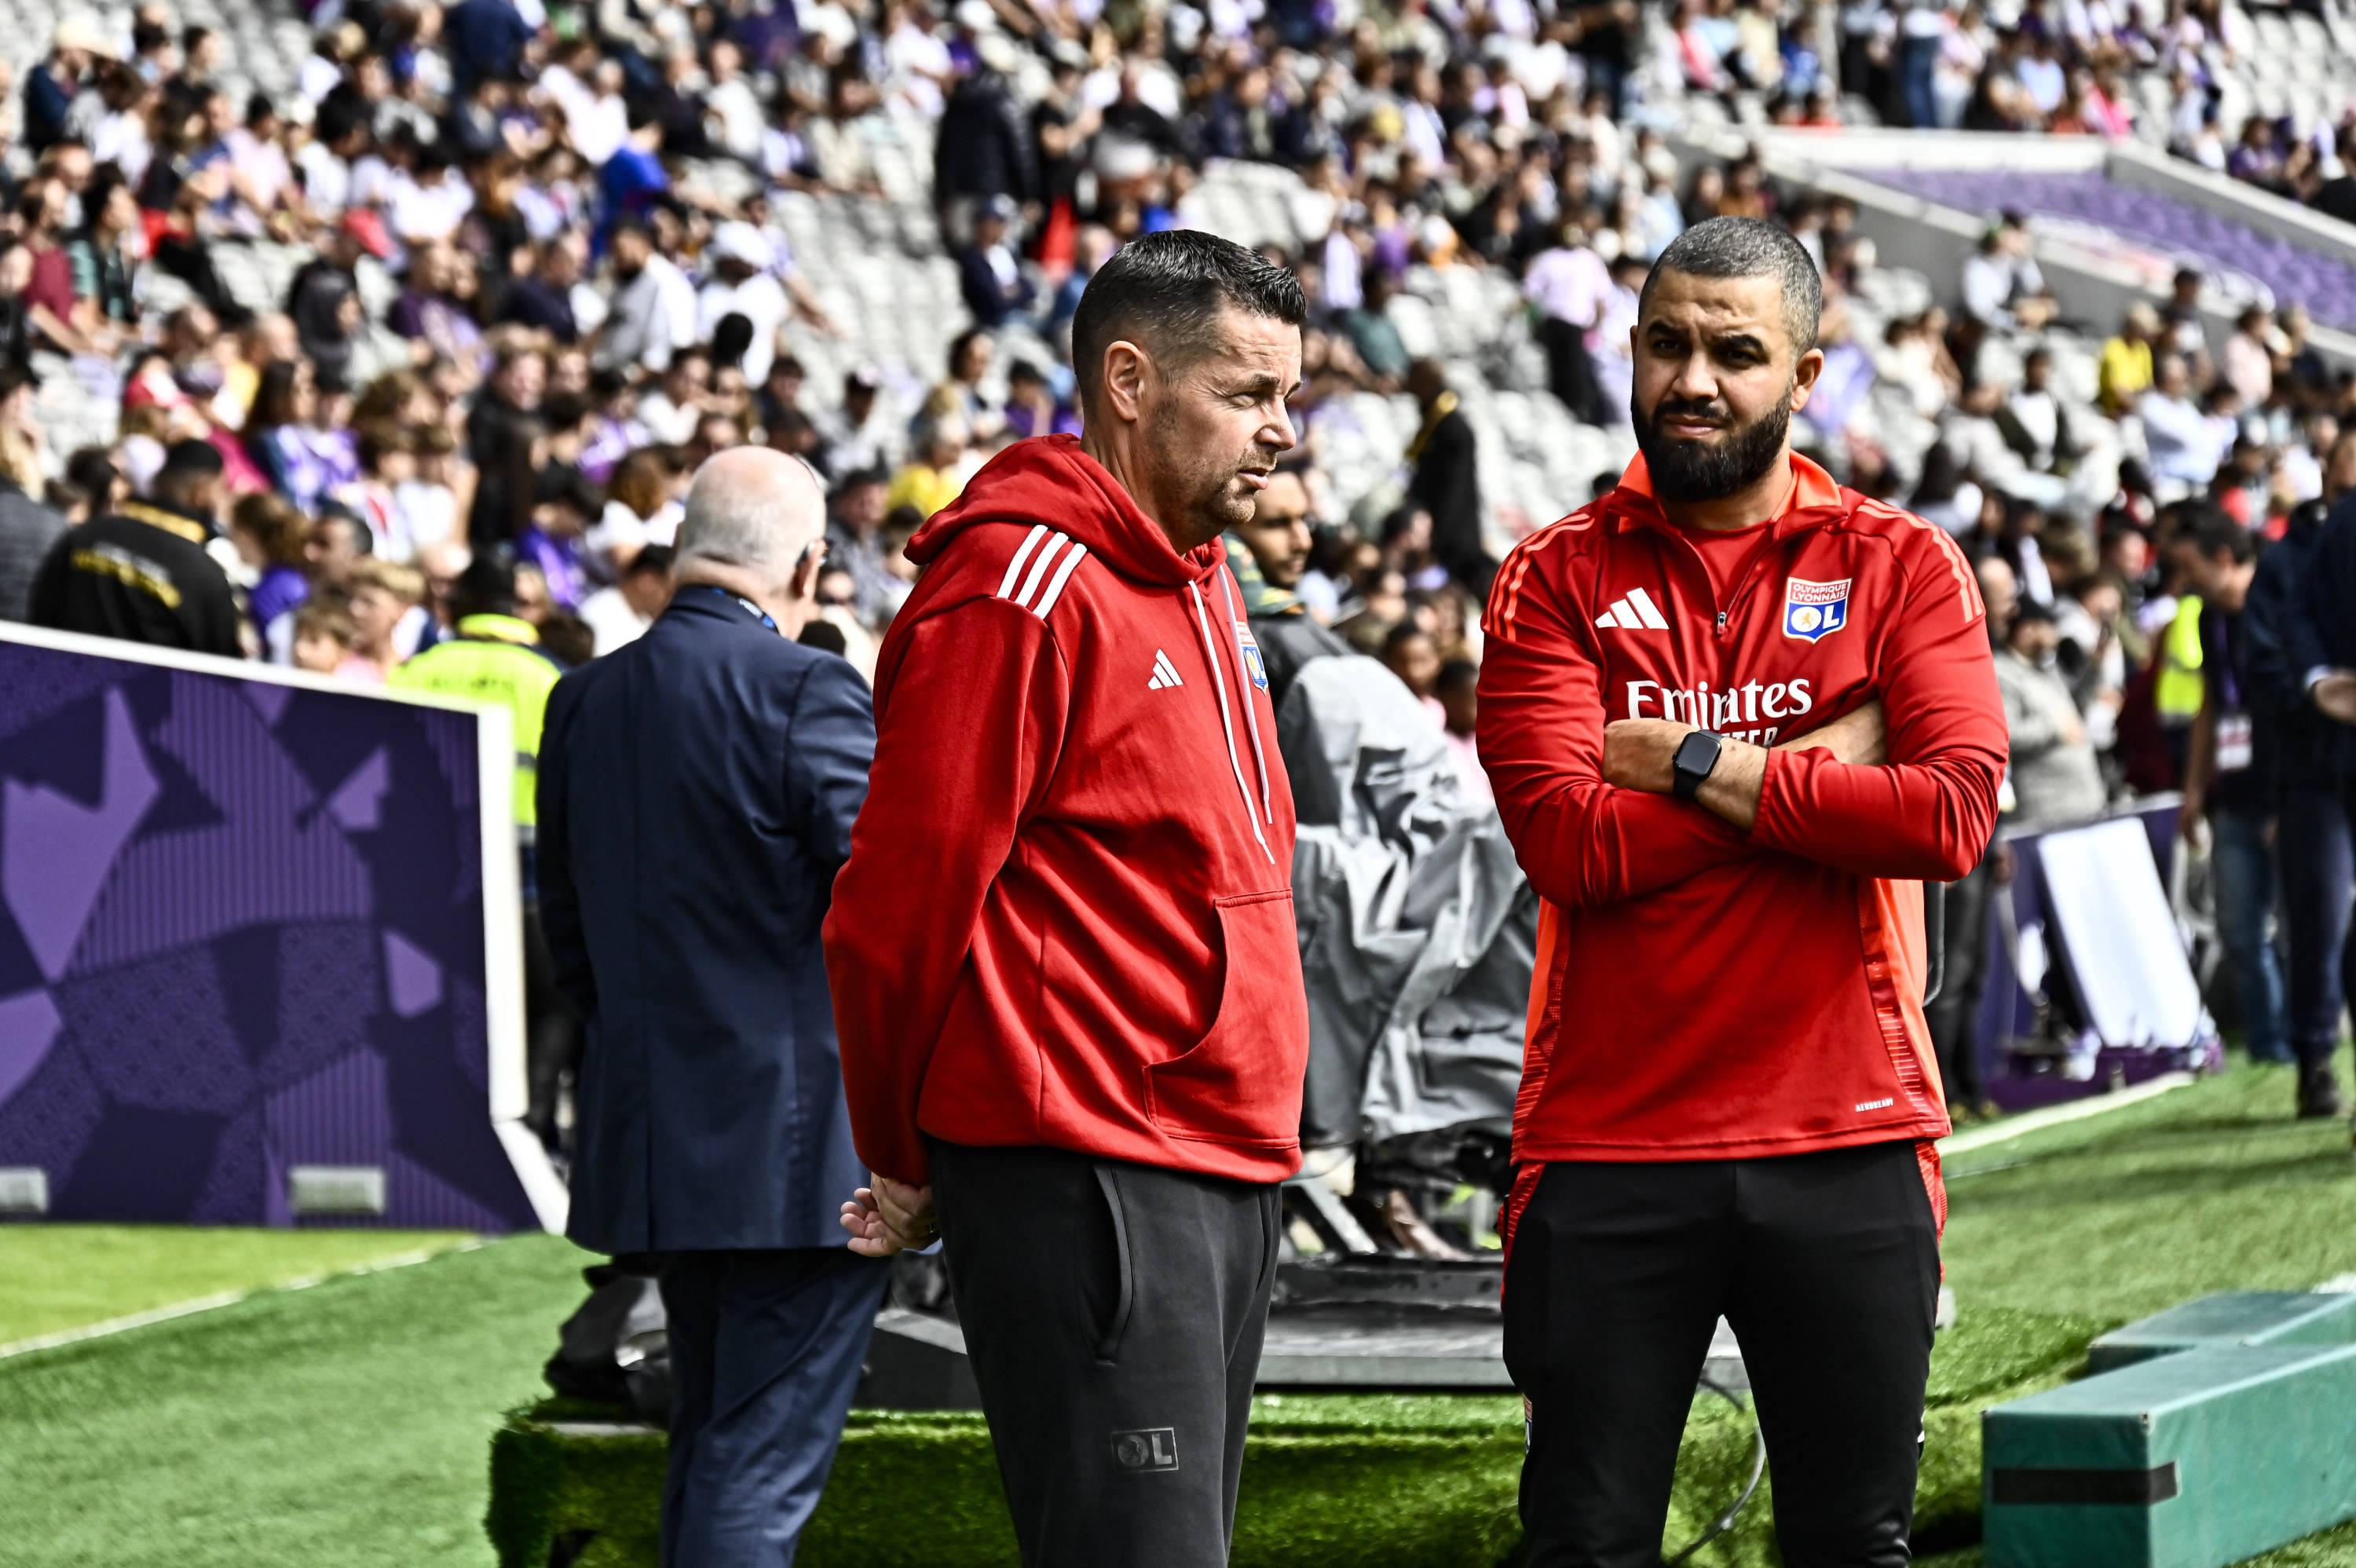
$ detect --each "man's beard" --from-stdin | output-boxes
[1151,406,1266,543]
[1632,383,1794,504]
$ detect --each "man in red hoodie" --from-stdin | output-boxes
[824,230,1310,1566]
[1479,217,2007,1566]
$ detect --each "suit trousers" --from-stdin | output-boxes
[657,1248,891,1568]
[930,1141,1283,1568]
[2280,783,2356,1069]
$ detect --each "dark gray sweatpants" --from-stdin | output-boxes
[930,1141,1283,1568]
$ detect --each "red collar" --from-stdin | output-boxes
[1604,451,1847,543]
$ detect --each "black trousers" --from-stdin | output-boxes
[657,1248,891,1568]
[2280,782,2356,1072]
[521,901,583,1153]
[1504,1142,1942,1568]
[931,1141,1282,1568]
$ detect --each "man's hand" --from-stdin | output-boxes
[840,1175,937,1258]
[1782,700,1886,766]
[2317,671,2356,726]
[1601,718,1688,793]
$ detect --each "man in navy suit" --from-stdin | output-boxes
[539,448,887,1566]
[2263,491,2356,1121]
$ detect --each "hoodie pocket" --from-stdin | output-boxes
[1142,889,1306,1149]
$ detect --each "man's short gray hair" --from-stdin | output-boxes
[675,449,826,582]
[1641,216,1825,356]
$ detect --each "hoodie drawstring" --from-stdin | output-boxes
[1188,580,1275,865]
[1216,571,1275,824]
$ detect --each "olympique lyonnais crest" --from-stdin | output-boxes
[1235,621,1270,690]
[1782,577,1853,643]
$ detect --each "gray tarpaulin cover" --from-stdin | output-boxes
[1280,655,1536,1155]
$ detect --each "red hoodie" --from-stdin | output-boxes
[1477,452,2005,1177]
[824,436,1309,1188]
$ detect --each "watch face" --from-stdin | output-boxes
[1674,730,1721,795]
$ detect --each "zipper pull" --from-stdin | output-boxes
[1715,610,1729,636]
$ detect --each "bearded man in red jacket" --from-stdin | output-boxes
[825,230,1310,1568]
[1479,217,2007,1567]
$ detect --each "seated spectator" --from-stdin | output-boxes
[1435,656,1491,808]
[0,384,67,624]
[229,492,314,643]
[1996,599,2109,830]
[579,543,675,656]
[390,240,486,370]
[291,598,360,676]
[755,355,810,440]
[521,467,601,611]
[247,360,358,516]
[13,179,89,356]
[345,556,427,682]
[401,426,470,561]
[2218,305,2277,411]
[958,196,1037,330]
[639,351,714,448]
[887,418,969,519]
[811,561,881,680]
[588,446,686,573]
[61,447,127,524]
[1003,360,1079,440]
[2139,355,2229,501]
[931,327,1005,444]
[825,472,903,623]
[64,163,143,359]
[286,221,369,389]
[1961,212,2057,331]
[1879,310,1960,419]
[1339,267,1411,390]
[2054,572,2129,753]
[2098,302,2161,416]
[599,219,700,375]
[1381,623,1444,714]
[1999,346,2077,475]
[698,222,792,386]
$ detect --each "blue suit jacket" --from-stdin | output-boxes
[2248,500,2356,786]
[540,590,873,1252]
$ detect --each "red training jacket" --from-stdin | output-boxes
[1477,452,2004,1180]
[824,436,1310,1189]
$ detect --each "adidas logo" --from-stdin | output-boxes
[1594,587,1670,631]
[1147,649,1185,691]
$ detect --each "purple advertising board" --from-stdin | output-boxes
[0,625,556,1233]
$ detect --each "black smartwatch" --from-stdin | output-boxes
[1671,730,1725,801]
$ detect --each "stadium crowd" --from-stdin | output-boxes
[0,0,2350,1131]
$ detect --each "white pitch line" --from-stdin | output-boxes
[0,1239,484,1362]
[2317,1274,2356,1295]
[1940,1073,2197,1158]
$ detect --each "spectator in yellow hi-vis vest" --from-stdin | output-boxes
[389,553,563,835]
[388,551,575,1150]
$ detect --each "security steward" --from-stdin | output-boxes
[29,438,243,657]
[388,552,576,1151]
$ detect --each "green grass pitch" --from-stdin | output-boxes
[1,1062,2352,1566]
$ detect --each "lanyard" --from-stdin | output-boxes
[2213,611,2242,714]
[696,583,777,633]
